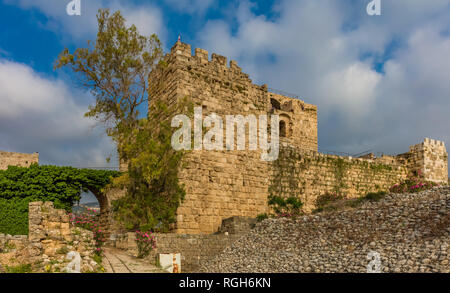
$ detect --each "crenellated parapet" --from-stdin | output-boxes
[405,138,448,183]
[166,41,251,83]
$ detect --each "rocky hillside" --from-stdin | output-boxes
[200,187,449,273]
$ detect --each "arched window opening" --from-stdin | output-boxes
[280,120,287,137]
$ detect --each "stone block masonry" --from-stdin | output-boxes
[112,216,254,272]
[0,150,39,170]
[143,41,448,234]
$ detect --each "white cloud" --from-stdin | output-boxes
[0,59,117,167]
[4,0,165,43]
[164,0,215,14]
[197,0,450,161]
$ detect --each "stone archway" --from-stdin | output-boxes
[87,187,126,237]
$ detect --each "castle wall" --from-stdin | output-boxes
[148,42,321,233]
[271,144,409,212]
[145,41,448,234]
[0,151,39,170]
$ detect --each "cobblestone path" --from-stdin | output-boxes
[102,247,166,273]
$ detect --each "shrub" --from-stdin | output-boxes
[5,264,32,273]
[135,230,157,259]
[0,197,30,235]
[268,195,303,218]
[390,170,438,193]
[348,191,387,208]
[70,208,106,255]
[364,191,387,202]
[256,213,269,222]
[314,192,345,210]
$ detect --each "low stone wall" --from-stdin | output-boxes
[111,216,255,272]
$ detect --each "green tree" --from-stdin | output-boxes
[55,8,163,145]
[56,8,190,232]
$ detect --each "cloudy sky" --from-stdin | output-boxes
[0,0,449,173]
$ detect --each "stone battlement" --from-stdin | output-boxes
[170,41,243,71]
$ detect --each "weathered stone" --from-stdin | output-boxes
[0,151,39,170]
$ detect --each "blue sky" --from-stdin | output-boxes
[0,0,449,175]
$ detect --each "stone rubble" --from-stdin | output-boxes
[200,187,449,273]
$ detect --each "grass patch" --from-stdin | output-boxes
[313,191,388,213]
[256,213,269,222]
[5,264,32,273]
[56,246,69,255]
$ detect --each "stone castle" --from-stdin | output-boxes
[1,41,448,236]
[146,41,448,234]
[0,150,39,170]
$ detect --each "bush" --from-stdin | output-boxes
[135,230,157,258]
[268,195,303,218]
[390,170,438,193]
[111,99,191,232]
[314,192,345,211]
[5,264,32,273]
[364,191,387,202]
[0,197,31,235]
[0,165,119,235]
[348,191,387,208]
[70,208,106,255]
[256,213,269,222]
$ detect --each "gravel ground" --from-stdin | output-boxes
[200,187,449,273]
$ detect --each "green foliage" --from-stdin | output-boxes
[56,246,69,255]
[55,8,163,139]
[112,98,193,232]
[5,264,32,273]
[332,158,349,193]
[313,192,345,213]
[0,165,119,235]
[70,209,106,254]
[256,213,269,222]
[364,191,387,201]
[268,195,303,217]
[348,191,387,208]
[0,197,30,235]
[135,230,156,258]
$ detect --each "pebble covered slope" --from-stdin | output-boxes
[200,187,449,273]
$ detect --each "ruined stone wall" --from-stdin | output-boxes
[112,216,255,272]
[0,151,39,170]
[114,231,241,272]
